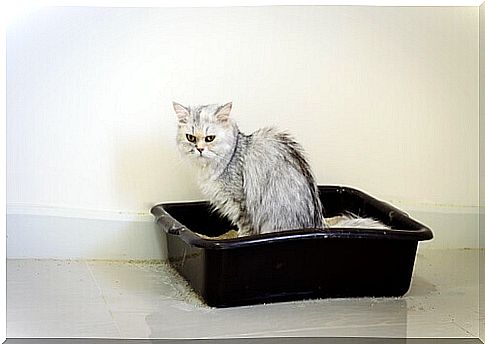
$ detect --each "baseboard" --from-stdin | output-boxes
[6,204,167,260]
[6,202,480,259]
[399,203,479,250]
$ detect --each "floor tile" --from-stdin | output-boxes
[144,297,408,338]
[6,249,481,339]
[406,249,479,337]
[87,260,169,313]
[7,259,120,337]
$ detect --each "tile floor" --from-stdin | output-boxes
[6,249,484,339]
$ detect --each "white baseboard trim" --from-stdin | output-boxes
[6,202,480,259]
[6,202,154,222]
[399,204,479,250]
[6,204,167,260]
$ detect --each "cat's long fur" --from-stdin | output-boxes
[174,102,386,236]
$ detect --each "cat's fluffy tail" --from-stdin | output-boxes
[325,214,389,229]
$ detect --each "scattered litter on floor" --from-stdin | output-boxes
[156,262,206,307]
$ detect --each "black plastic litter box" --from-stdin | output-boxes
[151,185,433,307]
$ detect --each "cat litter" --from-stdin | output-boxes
[151,185,433,307]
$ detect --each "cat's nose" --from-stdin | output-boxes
[196,147,204,153]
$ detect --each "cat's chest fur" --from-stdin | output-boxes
[198,161,245,226]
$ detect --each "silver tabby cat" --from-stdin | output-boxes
[174,101,385,237]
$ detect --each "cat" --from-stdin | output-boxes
[174,101,386,237]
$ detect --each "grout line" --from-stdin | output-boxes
[85,261,123,338]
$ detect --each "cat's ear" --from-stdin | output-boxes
[173,102,190,124]
[215,102,232,123]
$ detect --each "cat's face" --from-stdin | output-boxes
[174,102,236,166]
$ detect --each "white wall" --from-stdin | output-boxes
[480,4,485,337]
[6,6,479,257]
[479,2,485,338]
[480,1,485,251]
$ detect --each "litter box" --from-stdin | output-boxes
[150,185,433,307]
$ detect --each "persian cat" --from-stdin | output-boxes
[174,102,385,237]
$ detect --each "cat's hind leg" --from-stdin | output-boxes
[237,226,253,237]
[236,215,255,237]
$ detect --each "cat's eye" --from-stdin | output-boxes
[186,134,196,143]
[205,135,216,143]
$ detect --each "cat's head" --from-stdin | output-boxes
[173,102,237,166]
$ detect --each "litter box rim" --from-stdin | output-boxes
[150,185,433,250]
